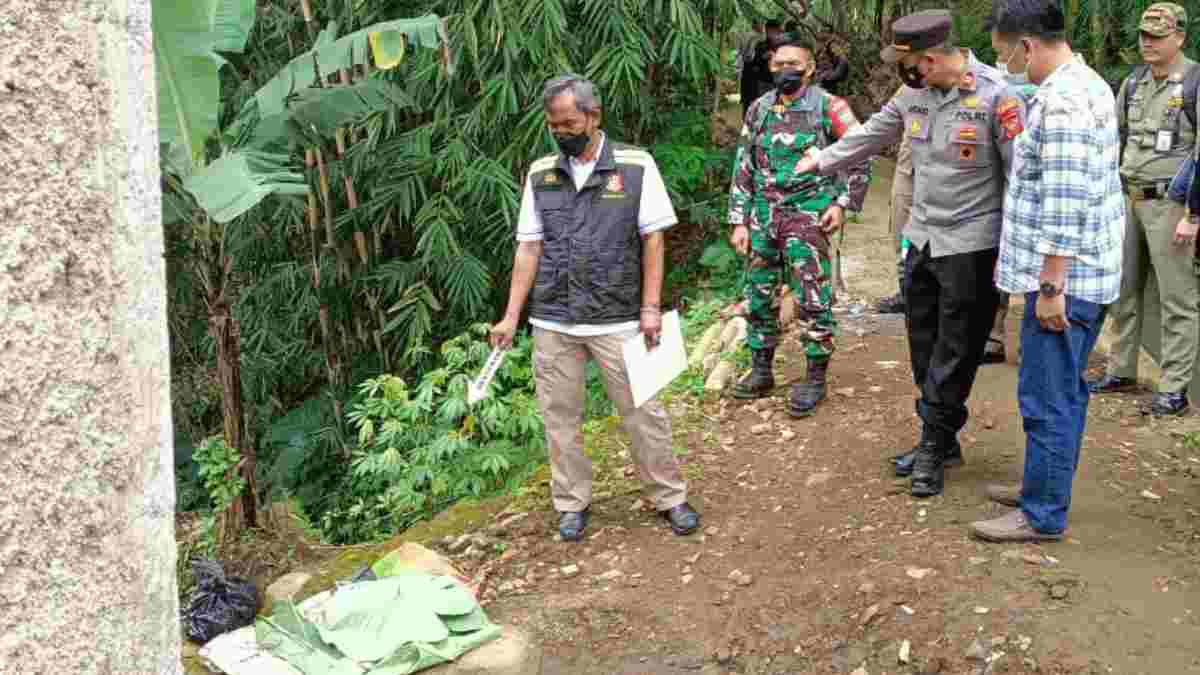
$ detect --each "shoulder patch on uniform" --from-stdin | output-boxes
[997,97,1024,141]
[827,96,858,138]
[529,156,559,173]
[613,150,654,167]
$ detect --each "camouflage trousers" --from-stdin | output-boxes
[744,209,836,360]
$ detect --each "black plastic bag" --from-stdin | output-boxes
[182,559,259,644]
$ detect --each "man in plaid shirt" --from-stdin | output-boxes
[971,0,1125,543]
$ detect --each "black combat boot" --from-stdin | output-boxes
[911,428,955,498]
[733,347,776,399]
[787,358,829,418]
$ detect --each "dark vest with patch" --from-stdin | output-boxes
[527,140,648,324]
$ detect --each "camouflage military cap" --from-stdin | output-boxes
[1140,3,1187,37]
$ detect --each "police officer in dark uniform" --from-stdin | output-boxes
[797,11,1026,498]
[741,20,784,118]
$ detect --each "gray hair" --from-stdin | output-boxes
[542,74,602,114]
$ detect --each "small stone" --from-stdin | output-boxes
[780,429,797,441]
[869,386,883,393]
[560,564,580,578]
[851,668,868,675]
[835,387,856,397]
[1051,584,1069,600]
[681,574,694,585]
[965,638,989,661]
[1141,489,1162,501]
[1017,635,1032,652]
[898,639,911,664]
[900,605,915,615]
[716,647,732,665]
[969,556,989,566]
[857,582,876,594]
[682,566,692,575]
[686,552,702,564]
[630,499,646,511]
[974,606,990,615]
[751,423,771,434]
[805,471,833,487]
[705,526,719,536]
[905,567,934,580]
[737,573,754,587]
[859,603,881,626]
[498,581,515,593]
[598,569,623,581]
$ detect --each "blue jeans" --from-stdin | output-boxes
[1018,292,1107,534]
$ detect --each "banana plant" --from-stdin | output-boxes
[154,0,444,223]
[152,0,445,536]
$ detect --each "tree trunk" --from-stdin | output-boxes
[208,273,257,534]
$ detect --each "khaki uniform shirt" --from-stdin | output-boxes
[818,52,1026,257]
[1116,56,1200,183]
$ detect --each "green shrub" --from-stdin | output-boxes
[317,324,546,543]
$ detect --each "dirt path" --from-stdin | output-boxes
[446,161,1200,675]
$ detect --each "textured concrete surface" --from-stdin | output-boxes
[0,0,181,673]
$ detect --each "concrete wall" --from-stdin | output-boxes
[0,1,181,673]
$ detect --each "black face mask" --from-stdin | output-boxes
[554,131,591,158]
[897,62,927,89]
[773,69,806,95]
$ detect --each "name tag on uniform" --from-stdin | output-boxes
[1157,130,1174,152]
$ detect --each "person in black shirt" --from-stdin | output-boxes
[740,20,784,118]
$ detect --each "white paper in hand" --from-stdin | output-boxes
[621,310,687,408]
[467,346,508,405]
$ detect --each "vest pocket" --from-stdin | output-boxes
[532,265,564,306]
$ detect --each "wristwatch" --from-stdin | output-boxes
[1039,281,1063,298]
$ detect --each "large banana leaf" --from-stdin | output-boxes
[255,81,417,148]
[184,151,309,224]
[153,0,256,163]
[248,15,445,119]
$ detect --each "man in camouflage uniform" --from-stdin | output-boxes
[727,33,871,418]
[1089,3,1200,417]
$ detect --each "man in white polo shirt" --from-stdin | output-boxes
[491,74,700,542]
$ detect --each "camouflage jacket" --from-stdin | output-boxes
[727,85,871,226]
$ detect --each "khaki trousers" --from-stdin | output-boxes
[533,326,688,513]
[1107,196,1200,392]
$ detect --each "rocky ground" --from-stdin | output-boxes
[419,160,1200,675]
[190,159,1200,675]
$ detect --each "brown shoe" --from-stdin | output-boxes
[985,484,1021,507]
[970,509,1062,543]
